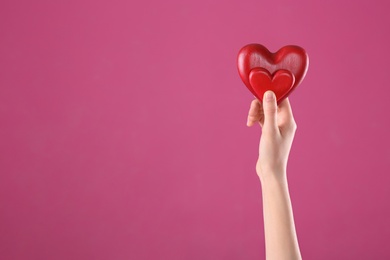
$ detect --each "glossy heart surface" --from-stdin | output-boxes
[249,68,295,102]
[237,44,309,103]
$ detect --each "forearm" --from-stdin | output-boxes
[260,173,302,260]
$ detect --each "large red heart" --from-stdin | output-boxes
[237,44,309,103]
[249,68,295,102]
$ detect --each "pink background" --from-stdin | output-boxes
[1,0,389,259]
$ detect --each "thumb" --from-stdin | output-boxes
[262,91,278,131]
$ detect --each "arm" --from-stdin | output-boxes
[247,91,302,260]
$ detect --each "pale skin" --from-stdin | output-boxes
[247,91,302,260]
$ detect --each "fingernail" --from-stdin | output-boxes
[265,91,274,102]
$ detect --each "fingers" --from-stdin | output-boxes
[278,98,294,120]
[262,91,278,132]
[247,93,296,136]
[247,99,262,127]
[278,98,297,131]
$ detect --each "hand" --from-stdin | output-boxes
[247,91,297,181]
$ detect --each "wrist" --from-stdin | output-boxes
[256,161,287,183]
[257,169,287,185]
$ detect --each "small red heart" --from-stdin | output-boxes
[237,44,309,103]
[249,68,295,102]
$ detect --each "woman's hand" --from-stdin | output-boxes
[247,91,302,260]
[247,91,297,182]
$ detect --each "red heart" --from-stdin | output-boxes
[237,44,309,103]
[249,68,295,102]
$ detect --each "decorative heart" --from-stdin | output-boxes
[249,68,295,102]
[237,44,309,103]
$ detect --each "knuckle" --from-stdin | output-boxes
[291,121,297,131]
